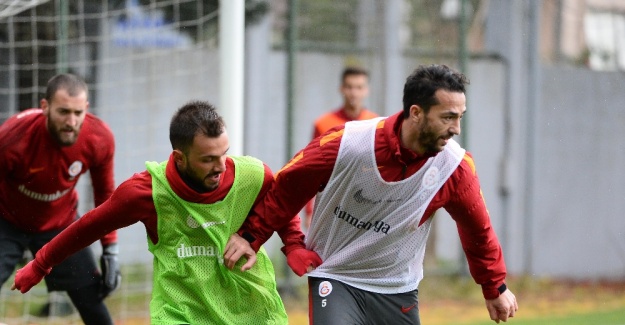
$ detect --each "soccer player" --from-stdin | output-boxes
[236,64,519,324]
[311,66,378,139]
[0,73,118,325]
[304,66,379,228]
[12,100,309,324]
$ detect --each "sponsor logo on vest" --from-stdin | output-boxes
[186,216,226,229]
[353,189,381,204]
[176,243,223,264]
[333,206,390,234]
[201,220,225,228]
[18,185,71,202]
[353,189,404,204]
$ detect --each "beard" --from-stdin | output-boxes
[47,120,79,146]
[417,120,451,154]
[179,162,220,193]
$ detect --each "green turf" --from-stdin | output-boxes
[459,307,625,325]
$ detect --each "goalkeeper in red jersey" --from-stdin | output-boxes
[0,73,118,324]
[11,100,312,324]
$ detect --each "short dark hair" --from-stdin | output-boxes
[45,73,88,102]
[169,100,225,153]
[341,66,369,84]
[402,64,469,117]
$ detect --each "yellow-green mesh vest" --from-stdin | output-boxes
[146,156,287,325]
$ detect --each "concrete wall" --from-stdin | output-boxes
[534,66,625,278]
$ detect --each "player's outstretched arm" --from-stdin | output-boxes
[485,289,518,323]
[11,259,52,293]
[224,233,257,271]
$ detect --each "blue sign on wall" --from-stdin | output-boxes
[111,0,191,48]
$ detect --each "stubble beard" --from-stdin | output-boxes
[47,119,79,146]
[182,162,220,192]
[417,121,443,154]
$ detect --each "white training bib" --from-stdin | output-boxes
[306,118,465,294]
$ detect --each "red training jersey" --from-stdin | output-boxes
[0,108,117,245]
[312,107,378,139]
[241,111,506,299]
[35,154,304,269]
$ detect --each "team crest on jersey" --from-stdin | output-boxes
[318,281,333,297]
[422,166,440,190]
[68,161,83,179]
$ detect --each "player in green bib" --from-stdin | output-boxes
[11,101,309,324]
[146,155,286,324]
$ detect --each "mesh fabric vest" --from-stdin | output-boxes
[146,156,287,325]
[306,118,465,294]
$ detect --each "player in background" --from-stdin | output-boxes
[235,64,518,324]
[304,66,378,229]
[12,100,315,324]
[0,73,119,325]
[312,66,378,139]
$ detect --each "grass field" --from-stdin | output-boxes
[415,275,625,325]
[283,275,625,325]
[2,269,624,324]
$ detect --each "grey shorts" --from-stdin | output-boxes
[308,276,420,325]
[0,216,100,292]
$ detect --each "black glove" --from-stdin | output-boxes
[99,243,121,299]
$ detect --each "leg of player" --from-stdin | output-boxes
[67,282,113,325]
[0,218,29,292]
[308,277,367,324]
[366,288,420,324]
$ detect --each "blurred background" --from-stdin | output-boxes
[1,0,624,324]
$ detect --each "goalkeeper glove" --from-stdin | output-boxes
[99,243,121,299]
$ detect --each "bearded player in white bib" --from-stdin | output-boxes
[235,64,518,324]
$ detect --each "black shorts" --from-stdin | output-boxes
[308,277,420,325]
[0,216,101,292]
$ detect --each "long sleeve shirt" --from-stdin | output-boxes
[35,154,304,269]
[0,108,117,245]
[312,106,379,139]
[241,111,507,299]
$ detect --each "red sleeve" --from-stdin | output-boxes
[89,120,116,208]
[36,172,156,268]
[445,154,506,299]
[240,162,306,252]
[89,123,117,245]
[241,128,342,251]
[277,215,306,254]
[305,126,321,223]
